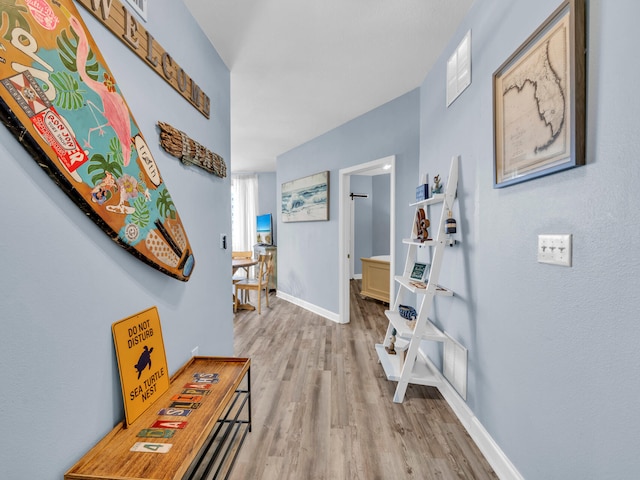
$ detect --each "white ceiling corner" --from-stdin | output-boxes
[183,0,474,173]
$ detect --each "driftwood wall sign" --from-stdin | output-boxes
[75,0,211,118]
[158,122,227,178]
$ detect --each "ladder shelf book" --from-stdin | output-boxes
[375,155,463,403]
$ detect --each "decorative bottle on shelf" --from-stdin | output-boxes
[385,328,397,355]
[445,210,457,234]
[445,210,457,247]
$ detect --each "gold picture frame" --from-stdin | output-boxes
[493,0,586,187]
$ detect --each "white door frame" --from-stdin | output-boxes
[338,155,395,324]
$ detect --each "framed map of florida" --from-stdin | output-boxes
[493,0,586,188]
[0,0,195,280]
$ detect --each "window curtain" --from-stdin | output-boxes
[231,174,258,251]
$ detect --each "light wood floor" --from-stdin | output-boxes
[230,280,498,480]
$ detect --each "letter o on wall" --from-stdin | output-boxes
[177,68,187,92]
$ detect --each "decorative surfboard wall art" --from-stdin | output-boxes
[0,0,195,281]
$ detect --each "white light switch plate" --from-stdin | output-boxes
[538,234,572,266]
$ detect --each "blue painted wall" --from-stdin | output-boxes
[372,174,391,256]
[4,0,636,477]
[0,1,231,478]
[275,0,640,477]
[276,90,420,310]
[352,175,373,275]
[351,174,390,276]
[418,0,640,478]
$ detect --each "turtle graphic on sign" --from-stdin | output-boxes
[135,345,154,379]
[112,307,169,425]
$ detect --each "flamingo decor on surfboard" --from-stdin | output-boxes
[0,0,195,281]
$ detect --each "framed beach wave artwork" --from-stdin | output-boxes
[281,171,329,222]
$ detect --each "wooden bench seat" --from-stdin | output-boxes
[65,356,250,480]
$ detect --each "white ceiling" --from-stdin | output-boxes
[183,0,474,173]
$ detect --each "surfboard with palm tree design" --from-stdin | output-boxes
[0,0,195,281]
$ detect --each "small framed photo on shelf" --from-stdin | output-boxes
[409,262,429,282]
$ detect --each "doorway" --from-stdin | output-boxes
[338,156,395,324]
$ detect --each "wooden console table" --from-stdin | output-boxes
[65,356,251,480]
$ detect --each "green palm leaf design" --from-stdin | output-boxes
[87,153,123,186]
[57,28,99,81]
[0,0,30,40]
[156,188,176,220]
[108,137,124,166]
[131,196,150,228]
[50,72,85,110]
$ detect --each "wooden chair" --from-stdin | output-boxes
[232,251,253,261]
[232,251,254,305]
[232,251,253,280]
[234,253,273,314]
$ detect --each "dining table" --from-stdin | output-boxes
[232,257,258,311]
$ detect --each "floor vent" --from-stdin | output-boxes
[443,332,467,400]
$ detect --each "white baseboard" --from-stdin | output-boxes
[420,352,524,480]
[276,291,342,323]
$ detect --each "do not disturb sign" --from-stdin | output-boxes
[112,307,170,426]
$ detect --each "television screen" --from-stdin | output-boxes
[256,213,273,245]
